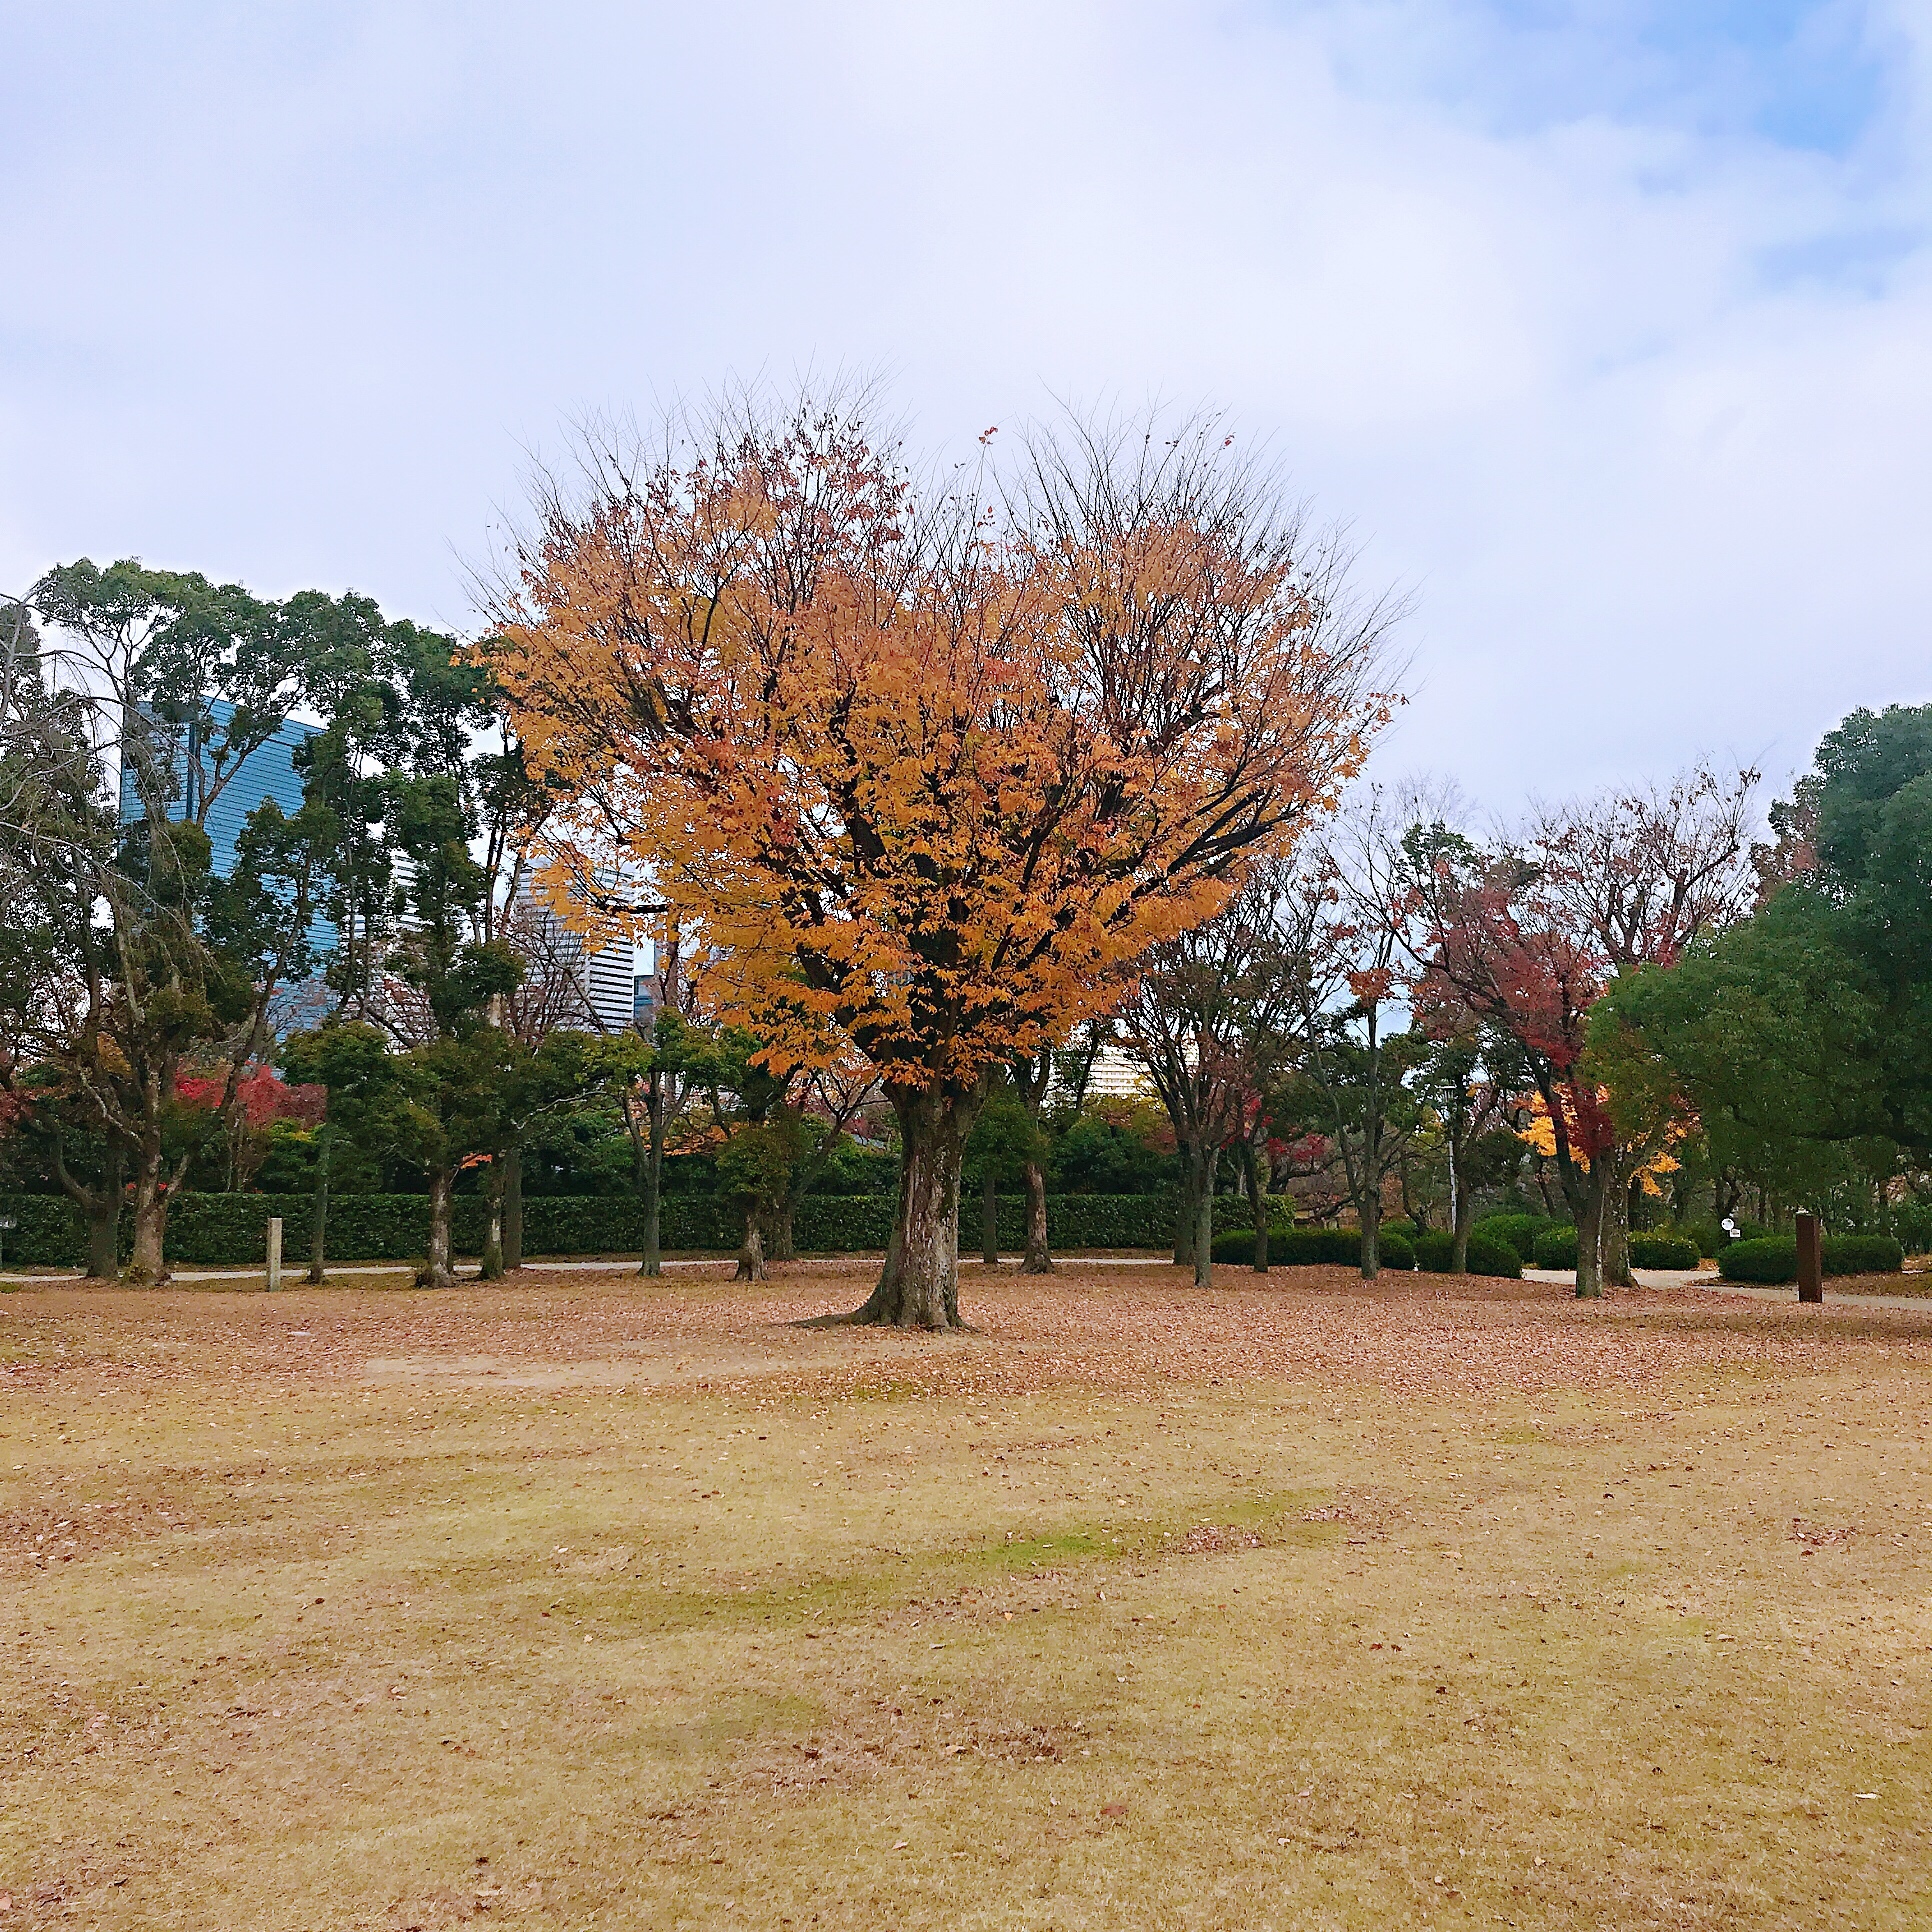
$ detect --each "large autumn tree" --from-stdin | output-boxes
[490,396,1395,1326]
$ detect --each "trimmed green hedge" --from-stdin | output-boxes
[0,1190,1185,1269]
[1208,1225,1416,1270]
[0,1195,90,1267]
[1718,1234,1905,1284]
[1530,1225,1703,1271]
[1473,1213,1554,1263]
[1412,1230,1523,1278]
[1630,1232,1701,1269]
[1532,1225,1579,1269]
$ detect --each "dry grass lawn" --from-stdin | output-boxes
[5,1259,1932,1929]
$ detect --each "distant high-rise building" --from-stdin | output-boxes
[510,873,640,1035]
[118,697,333,957]
[1084,1043,1153,1100]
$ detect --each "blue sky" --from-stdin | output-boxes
[2,1,1927,813]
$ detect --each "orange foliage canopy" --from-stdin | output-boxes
[488,403,1393,1102]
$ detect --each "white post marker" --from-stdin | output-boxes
[266,1216,283,1293]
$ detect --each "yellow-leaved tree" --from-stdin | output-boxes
[487,395,1397,1325]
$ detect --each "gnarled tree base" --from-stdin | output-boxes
[826,1078,981,1329]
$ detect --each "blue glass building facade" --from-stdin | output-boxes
[118,698,334,956]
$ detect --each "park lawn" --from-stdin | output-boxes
[4,1262,1932,1930]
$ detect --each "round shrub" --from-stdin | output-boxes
[1532,1225,1579,1269]
[1411,1230,1523,1278]
[1718,1237,1798,1284]
[1825,1233,1903,1276]
[1472,1212,1552,1263]
[1629,1232,1700,1270]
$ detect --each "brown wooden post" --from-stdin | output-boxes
[1795,1211,1823,1304]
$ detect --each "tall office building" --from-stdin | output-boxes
[509,873,641,1035]
[118,697,333,956]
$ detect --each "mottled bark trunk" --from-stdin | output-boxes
[418,1168,457,1289]
[125,1140,170,1285]
[734,1212,768,1282]
[1020,1160,1053,1274]
[771,1196,797,1263]
[847,1084,979,1328]
[502,1143,523,1270]
[306,1127,330,1284]
[480,1163,505,1280]
[981,1169,999,1266]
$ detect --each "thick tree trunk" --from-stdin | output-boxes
[418,1169,457,1289]
[1242,1139,1269,1274]
[125,1141,170,1285]
[734,1212,768,1282]
[1451,1180,1474,1276]
[1572,1170,1607,1300]
[846,1083,980,1328]
[1193,1149,1216,1288]
[307,1127,330,1284]
[1359,1189,1381,1281]
[503,1143,524,1270]
[771,1195,797,1263]
[981,1169,999,1266]
[1020,1159,1053,1274]
[82,1187,120,1280]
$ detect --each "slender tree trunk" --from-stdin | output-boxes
[306,1126,330,1284]
[1174,1143,1203,1270]
[1451,1165,1474,1276]
[638,1077,664,1277]
[418,1168,457,1289]
[125,1140,170,1286]
[845,1083,981,1328]
[1193,1148,1216,1288]
[1601,1153,1635,1288]
[1572,1168,1607,1300]
[502,1143,524,1270]
[981,1168,999,1266]
[480,1163,505,1280]
[1359,1188,1382,1281]
[1242,1138,1269,1274]
[1020,1159,1053,1274]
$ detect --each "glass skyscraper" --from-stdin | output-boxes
[118,698,334,956]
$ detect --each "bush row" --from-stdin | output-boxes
[1207,1226,1418,1270]
[1716,1234,1904,1283]
[1472,1213,1556,1263]
[0,1190,1188,1270]
[1528,1226,1701,1271]
[1412,1230,1523,1278]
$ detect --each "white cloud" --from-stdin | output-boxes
[1,0,1927,809]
